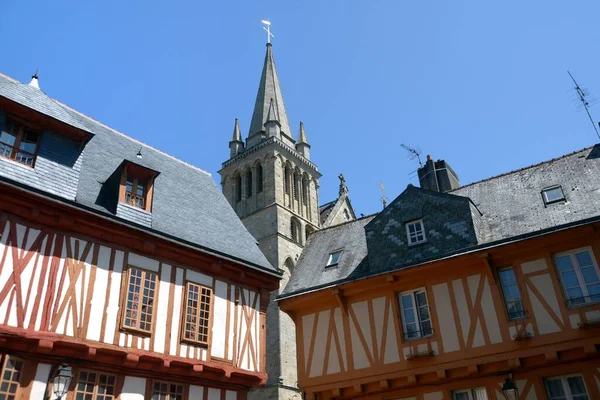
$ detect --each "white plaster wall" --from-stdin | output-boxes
[432,283,460,352]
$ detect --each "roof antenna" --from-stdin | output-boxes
[568,71,600,139]
[379,181,388,209]
[401,143,423,167]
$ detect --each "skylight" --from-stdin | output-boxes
[542,185,566,205]
[326,250,343,268]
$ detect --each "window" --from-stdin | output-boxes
[182,282,212,346]
[498,267,525,320]
[256,164,263,193]
[119,163,155,212]
[152,381,184,400]
[399,290,432,340]
[545,375,589,400]
[542,185,566,205]
[235,174,242,203]
[290,218,299,243]
[452,388,489,400]
[326,250,342,268]
[293,172,299,200]
[0,355,23,400]
[406,220,426,245]
[121,267,157,333]
[0,119,40,166]
[246,170,253,198]
[284,166,291,194]
[555,248,600,307]
[302,177,309,204]
[75,370,116,400]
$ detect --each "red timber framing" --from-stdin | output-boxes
[0,181,277,389]
[280,222,600,399]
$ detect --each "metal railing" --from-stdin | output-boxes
[567,294,600,308]
[0,141,35,166]
[403,327,434,341]
[507,309,527,321]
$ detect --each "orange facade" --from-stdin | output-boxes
[279,222,600,399]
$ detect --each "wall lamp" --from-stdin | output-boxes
[502,374,519,400]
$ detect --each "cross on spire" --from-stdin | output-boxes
[261,20,274,44]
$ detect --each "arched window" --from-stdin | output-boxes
[256,163,263,193]
[293,172,299,200]
[284,165,291,194]
[302,177,309,204]
[305,225,315,241]
[246,170,253,198]
[235,175,242,203]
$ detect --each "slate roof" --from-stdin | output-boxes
[0,73,276,275]
[281,145,600,298]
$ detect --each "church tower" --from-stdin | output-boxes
[219,42,320,399]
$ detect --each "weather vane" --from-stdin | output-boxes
[261,20,274,44]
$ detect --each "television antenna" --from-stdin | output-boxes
[261,20,274,44]
[379,181,388,209]
[568,71,599,139]
[401,143,423,167]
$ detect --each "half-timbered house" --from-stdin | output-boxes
[279,149,600,399]
[0,72,280,399]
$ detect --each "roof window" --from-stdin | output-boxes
[119,162,157,212]
[326,250,343,268]
[542,185,565,206]
[406,219,426,245]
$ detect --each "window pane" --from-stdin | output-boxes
[581,267,599,285]
[0,131,17,147]
[453,392,470,400]
[401,295,414,310]
[544,187,564,203]
[556,255,574,273]
[403,309,415,324]
[18,129,38,153]
[567,376,588,398]
[545,379,566,400]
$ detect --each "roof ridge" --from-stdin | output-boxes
[315,212,378,234]
[0,72,211,177]
[449,144,596,192]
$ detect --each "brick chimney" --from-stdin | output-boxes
[418,155,460,193]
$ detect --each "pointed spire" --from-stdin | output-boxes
[29,71,40,89]
[248,43,291,138]
[297,121,308,144]
[232,118,242,142]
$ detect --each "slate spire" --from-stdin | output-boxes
[248,43,291,138]
[232,117,242,141]
[229,118,244,158]
[295,121,311,159]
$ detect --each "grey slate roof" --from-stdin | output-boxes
[0,73,276,274]
[281,145,600,298]
[248,44,292,138]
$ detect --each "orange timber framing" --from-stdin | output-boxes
[279,222,600,399]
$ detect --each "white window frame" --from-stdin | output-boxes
[406,219,426,245]
[542,185,566,205]
[544,374,590,400]
[452,387,489,400]
[399,288,432,340]
[326,250,343,268]
[498,267,526,321]
[555,247,600,307]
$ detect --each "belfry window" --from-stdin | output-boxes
[284,166,291,195]
[235,175,242,203]
[257,163,263,193]
[246,170,253,198]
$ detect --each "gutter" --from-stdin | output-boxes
[0,177,282,279]
[277,214,600,301]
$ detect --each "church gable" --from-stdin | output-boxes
[321,195,356,228]
[365,185,482,274]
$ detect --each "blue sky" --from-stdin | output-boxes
[2,0,599,215]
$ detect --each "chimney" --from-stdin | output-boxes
[417,155,460,193]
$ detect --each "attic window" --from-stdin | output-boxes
[119,162,156,212]
[326,250,343,268]
[542,185,565,205]
[0,118,41,167]
[406,219,426,245]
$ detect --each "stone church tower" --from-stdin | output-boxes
[219,42,321,399]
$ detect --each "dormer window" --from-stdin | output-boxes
[326,250,343,268]
[542,185,565,205]
[0,118,41,167]
[406,219,426,245]
[119,162,156,212]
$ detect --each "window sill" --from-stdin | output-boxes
[566,299,600,310]
[181,339,209,348]
[120,326,153,337]
[403,333,434,343]
[118,201,152,215]
[407,240,427,247]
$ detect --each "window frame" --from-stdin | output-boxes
[544,374,590,400]
[497,267,526,321]
[0,117,42,167]
[120,266,158,335]
[180,281,214,347]
[119,163,156,212]
[326,250,343,268]
[406,219,426,246]
[554,247,600,308]
[542,185,566,206]
[150,380,185,400]
[74,369,118,400]
[0,354,24,400]
[398,288,433,341]
[451,387,489,400]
